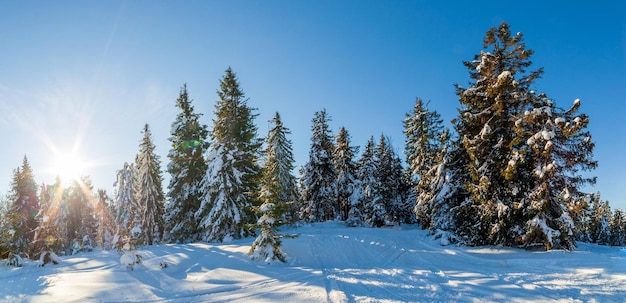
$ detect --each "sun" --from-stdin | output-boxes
[51,153,85,184]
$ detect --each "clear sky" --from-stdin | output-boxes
[1,1,625,210]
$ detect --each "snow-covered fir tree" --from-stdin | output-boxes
[249,112,298,262]
[7,156,40,257]
[249,202,285,263]
[356,137,385,227]
[403,98,446,227]
[134,123,166,245]
[94,189,116,250]
[590,199,612,245]
[609,208,625,246]
[403,98,445,192]
[0,194,11,258]
[300,109,337,222]
[31,180,65,256]
[453,22,597,250]
[516,95,597,250]
[67,177,98,254]
[165,84,209,243]
[334,127,359,221]
[374,135,405,225]
[258,112,300,224]
[114,163,140,249]
[196,67,262,242]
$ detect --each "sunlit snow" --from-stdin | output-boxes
[1,223,625,302]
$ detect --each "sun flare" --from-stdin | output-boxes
[52,153,85,184]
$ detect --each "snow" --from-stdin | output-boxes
[1,222,625,302]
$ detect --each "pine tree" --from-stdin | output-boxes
[609,208,625,246]
[374,135,406,225]
[134,124,166,245]
[403,99,445,191]
[94,189,116,250]
[453,22,596,250]
[114,163,139,249]
[259,112,300,224]
[357,137,385,227]
[0,193,11,258]
[300,109,337,222]
[196,67,262,242]
[31,181,64,256]
[334,127,359,221]
[403,98,446,228]
[590,199,612,245]
[249,112,298,262]
[7,156,40,258]
[516,95,597,250]
[249,202,286,263]
[65,177,97,254]
[165,84,209,243]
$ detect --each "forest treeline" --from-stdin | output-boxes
[1,23,624,265]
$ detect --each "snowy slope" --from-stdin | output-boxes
[1,222,625,303]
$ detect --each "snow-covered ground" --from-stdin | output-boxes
[2,222,625,302]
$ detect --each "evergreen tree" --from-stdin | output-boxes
[31,180,64,256]
[334,127,359,221]
[0,193,11,258]
[258,112,300,224]
[300,109,337,222]
[7,156,40,258]
[196,67,262,242]
[403,99,445,191]
[249,202,285,263]
[357,137,386,227]
[65,177,97,254]
[134,124,166,245]
[590,199,612,245]
[609,208,625,246]
[403,98,446,228]
[165,84,209,243]
[414,129,453,227]
[453,22,596,250]
[249,112,298,262]
[114,163,139,248]
[375,135,405,225]
[94,189,116,250]
[517,95,597,249]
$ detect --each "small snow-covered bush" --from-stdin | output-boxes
[7,253,24,267]
[120,252,142,271]
[38,251,61,267]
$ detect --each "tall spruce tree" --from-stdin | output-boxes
[403,98,446,228]
[196,67,262,242]
[415,129,465,243]
[249,112,296,262]
[609,208,625,246]
[300,109,337,222]
[134,124,166,245]
[7,156,40,257]
[114,163,139,247]
[165,84,209,243]
[454,22,596,250]
[374,135,405,225]
[258,112,299,223]
[357,137,386,227]
[32,180,64,255]
[94,189,116,250]
[403,99,445,190]
[65,177,97,254]
[334,127,359,221]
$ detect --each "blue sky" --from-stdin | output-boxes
[1,1,625,209]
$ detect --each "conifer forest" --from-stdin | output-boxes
[2,23,625,267]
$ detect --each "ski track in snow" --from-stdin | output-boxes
[1,222,626,302]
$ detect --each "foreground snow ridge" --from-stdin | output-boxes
[1,222,625,302]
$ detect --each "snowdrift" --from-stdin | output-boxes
[1,222,625,302]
